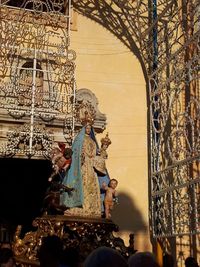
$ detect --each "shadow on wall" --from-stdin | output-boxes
[111,192,149,251]
[111,192,147,233]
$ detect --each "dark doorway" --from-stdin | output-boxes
[0,157,52,240]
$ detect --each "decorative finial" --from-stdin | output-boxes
[76,101,96,126]
[81,110,94,126]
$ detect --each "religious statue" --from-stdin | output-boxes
[48,142,73,182]
[60,119,102,217]
[93,133,112,217]
[42,143,74,215]
[94,132,111,176]
[102,179,119,219]
[58,104,115,218]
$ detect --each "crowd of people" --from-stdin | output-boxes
[0,236,199,267]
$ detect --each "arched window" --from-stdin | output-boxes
[18,61,43,107]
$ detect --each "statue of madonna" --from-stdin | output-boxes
[60,122,102,217]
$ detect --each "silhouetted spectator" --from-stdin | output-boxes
[163,253,174,267]
[185,256,199,267]
[128,251,160,267]
[84,246,128,267]
[0,248,16,267]
[61,247,82,267]
[38,235,68,267]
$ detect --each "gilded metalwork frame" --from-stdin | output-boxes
[0,0,76,158]
[72,0,200,264]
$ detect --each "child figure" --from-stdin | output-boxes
[102,178,118,219]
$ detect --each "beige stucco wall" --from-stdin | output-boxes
[70,15,151,252]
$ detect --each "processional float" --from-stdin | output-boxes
[0,0,135,265]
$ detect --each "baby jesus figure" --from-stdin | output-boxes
[102,178,118,219]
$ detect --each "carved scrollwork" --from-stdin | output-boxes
[75,88,107,133]
[13,216,135,264]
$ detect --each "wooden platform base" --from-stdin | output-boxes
[13,215,136,265]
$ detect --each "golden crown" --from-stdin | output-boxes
[101,132,111,147]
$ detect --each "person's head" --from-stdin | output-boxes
[100,133,111,150]
[84,246,128,267]
[85,124,92,135]
[185,256,199,267]
[64,147,73,159]
[62,246,81,267]
[0,248,15,267]
[128,252,160,267]
[108,179,118,189]
[38,235,63,267]
[101,143,108,150]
